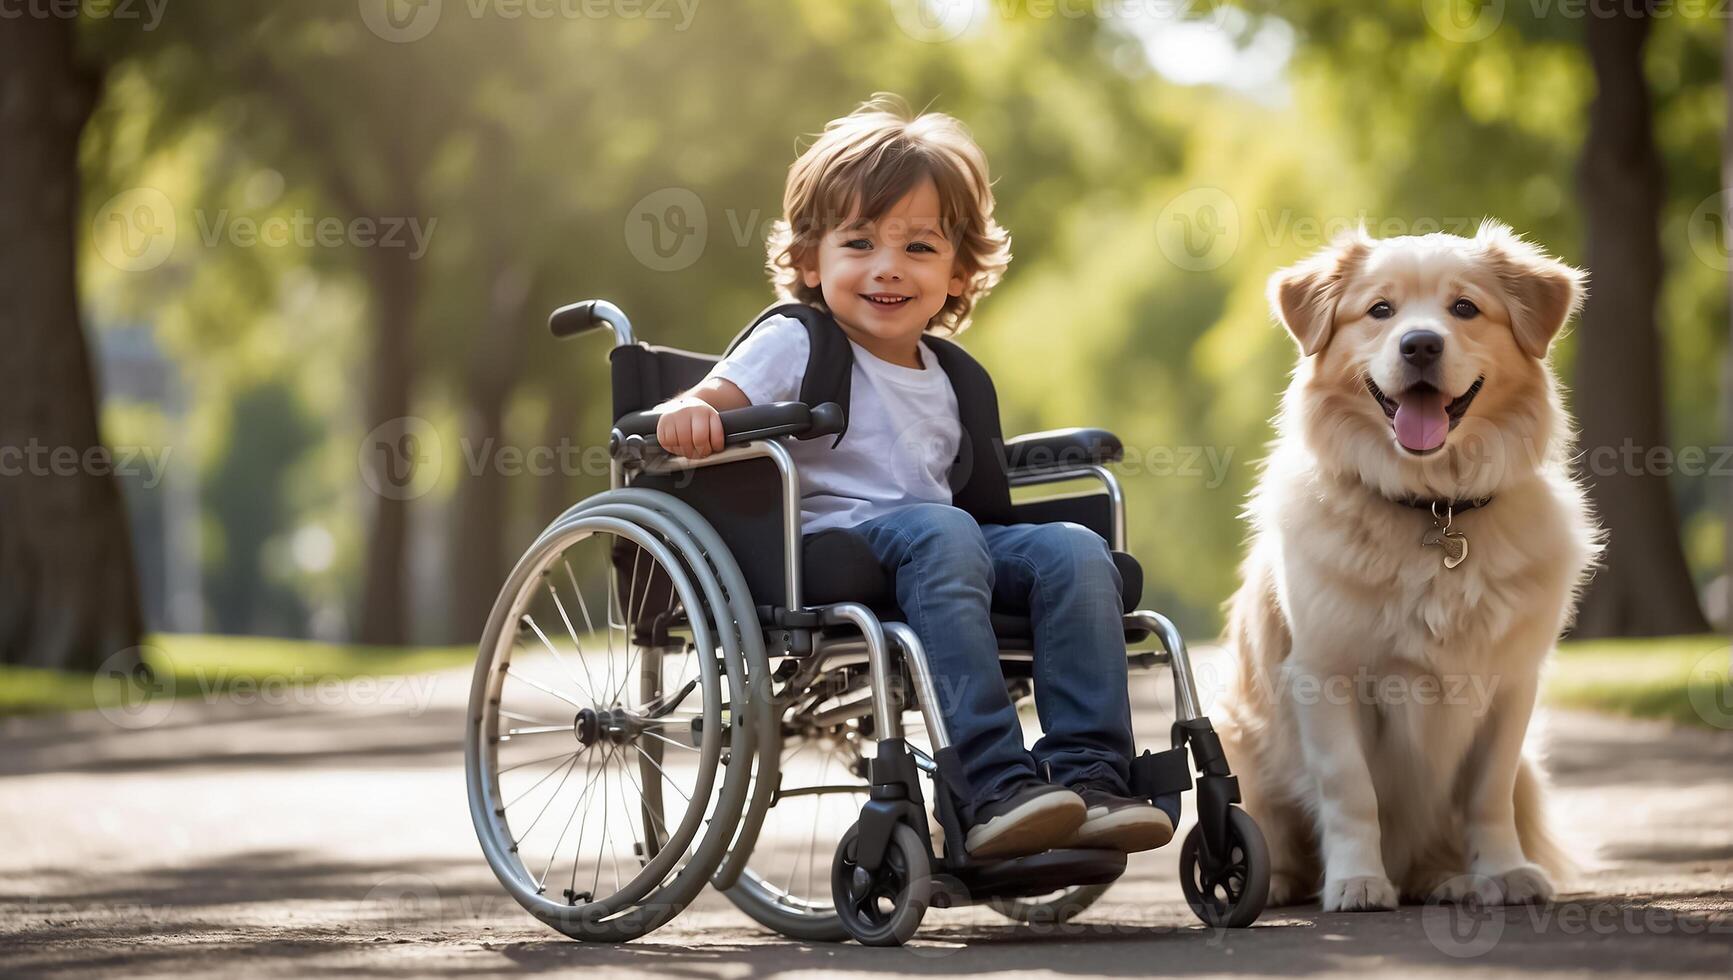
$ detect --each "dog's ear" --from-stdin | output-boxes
[1476,220,1587,359]
[1268,232,1372,357]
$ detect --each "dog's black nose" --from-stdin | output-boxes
[1400,330,1444,368]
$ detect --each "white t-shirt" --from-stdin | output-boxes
[701,314,962,534]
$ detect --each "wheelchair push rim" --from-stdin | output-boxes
[466,512,740,940]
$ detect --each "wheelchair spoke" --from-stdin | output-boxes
[504,747,586,811]
[498,747,580,775]
[615,543,642,704]
[512,752,583,847]
[627,741,693,804]
[505,660,586,710]
[499,708,560,726]
[537,742,610,892]
[502,725,572,738]
[521,614,596,705]
[547,582,603,706]
[637,729,699,752]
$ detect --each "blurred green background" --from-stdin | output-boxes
[9,0,1729,663]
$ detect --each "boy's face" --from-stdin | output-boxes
[801,177,966,357]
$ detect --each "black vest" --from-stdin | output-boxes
[724,303,1016,526]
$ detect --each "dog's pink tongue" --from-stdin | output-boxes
[1393,388,1449,452]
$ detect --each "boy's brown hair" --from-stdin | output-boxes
[765,94,1012,336]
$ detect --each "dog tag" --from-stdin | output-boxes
[1422,502,1468,569]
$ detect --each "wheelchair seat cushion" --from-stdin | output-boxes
[801,527,1144,620]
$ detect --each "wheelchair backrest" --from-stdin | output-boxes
[608,342,798,615]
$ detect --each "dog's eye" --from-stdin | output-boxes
[1368,301,1394,320]
[1451,298,1480,319]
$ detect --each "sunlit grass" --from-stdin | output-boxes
[0,633,475,718]
[6,631,1730,730]
[1545,633,1732,730]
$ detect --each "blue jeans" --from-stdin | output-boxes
[847,502,1137,825]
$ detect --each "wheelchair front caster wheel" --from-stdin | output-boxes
[1179,805,1270,928]
[830,822,931,946]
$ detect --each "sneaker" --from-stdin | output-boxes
[964,781,1087,859]
[1062,782,1174,853]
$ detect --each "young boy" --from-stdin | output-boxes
[654,95,1171,859]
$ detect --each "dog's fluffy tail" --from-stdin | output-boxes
[1515,756,1576,881]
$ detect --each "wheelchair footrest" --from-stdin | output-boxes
[932,848,1126,907]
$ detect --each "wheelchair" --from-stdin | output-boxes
[463,300,1271,945]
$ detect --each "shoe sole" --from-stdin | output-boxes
[965,794,1087,859]
[1065,808,1175,853]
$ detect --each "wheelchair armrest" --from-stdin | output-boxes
[1003,427,1124,474]
[611,401,845,458]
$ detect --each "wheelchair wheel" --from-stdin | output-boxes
[988,883,1110,926]
[723,694,873,942]
[1179,805,1270,929]
[466,501,752,943]
[831,821,931,947]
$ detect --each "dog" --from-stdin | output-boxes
[1214,221,1604,912]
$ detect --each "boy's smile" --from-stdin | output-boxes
[801,177,965,368]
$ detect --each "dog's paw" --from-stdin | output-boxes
[1431,866,1554,906]
[1322,875,1398,912]
[1268,871,1313,907]
[1487,865,1554,905]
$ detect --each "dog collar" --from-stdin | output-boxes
[1391,496,1489,569]
[1393,495,1492,514]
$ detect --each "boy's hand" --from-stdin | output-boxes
[655,397,726,459]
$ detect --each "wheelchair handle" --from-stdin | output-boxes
[549,299,636,347]
[611,401,845,460]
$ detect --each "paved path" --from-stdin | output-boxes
[2,648,1729,977]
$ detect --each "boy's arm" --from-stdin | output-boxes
[654,377,751,459]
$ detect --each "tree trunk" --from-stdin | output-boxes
[357,245,421,646]
[1572,2,1711,637]
[450,265,530,644]
[0,18,145,671]
[1722,12,1733,632]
